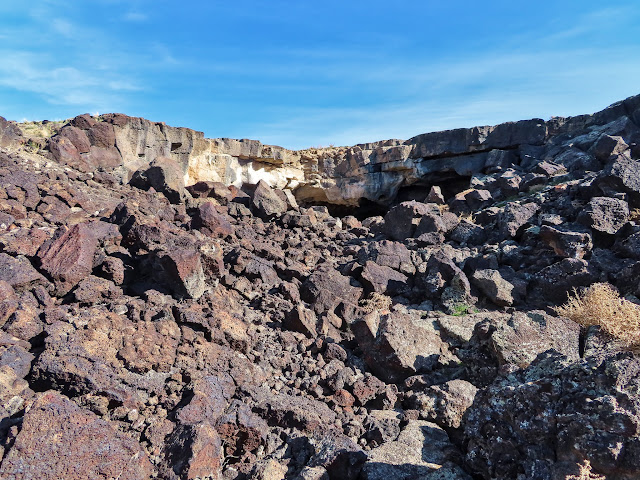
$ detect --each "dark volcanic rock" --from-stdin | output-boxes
[87,121,116,148]
[597,153,640,195]
[464,352,640,480]
[252,179,288,217]
[300,264,362,317]
[0,116,23,148]
[0,253,48,293]
[37,222,98,295]
[362,420,470,480]
[307,435,367,480]
[60,125,91,153]
[539,225,593,259]
[130,156,186,204]
[489,311,580,368]
[498,202,539,238]
[249,386,338,433]
[162,423,223,480]
[360,261,408,296]
[406,379,478,429]
[470,269,515,306]
[352,311,455,384]
[192,202,234,238]
[383,201,440,241]
[577,196,629,234]
[0,391,153,480]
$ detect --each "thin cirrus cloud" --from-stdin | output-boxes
[123,12,148,22]
[247,46,640,149]
[0,51,141,111]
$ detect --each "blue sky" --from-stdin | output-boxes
[1,1,639,149]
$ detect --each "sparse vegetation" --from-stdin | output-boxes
[18,120,65,140]
[629,207,640,223]
[360,292,392,314]
[451,303,477,316]
[566,460,605,480]
[554,283,640,347]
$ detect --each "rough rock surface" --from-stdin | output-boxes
[0,94,640,479]
[0,391,153,480]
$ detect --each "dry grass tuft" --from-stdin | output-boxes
[566,460,605,480]
[360,292,392,314]
[629,208,640,223]
[554,283,640,346]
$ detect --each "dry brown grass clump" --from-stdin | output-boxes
[554,283,640,346]
[360,292,392,314]
[629,207,640,223]
[565,460,605,480]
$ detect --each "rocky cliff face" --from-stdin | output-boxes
[1,95,640,479]
[7,94,639,208]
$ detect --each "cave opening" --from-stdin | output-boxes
[301,173,473,220]
[395,173,472,204]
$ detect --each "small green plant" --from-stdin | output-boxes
[451,303,478,316]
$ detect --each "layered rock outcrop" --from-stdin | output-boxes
[6,93,638,208]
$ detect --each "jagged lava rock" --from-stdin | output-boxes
[36,222,98,295]
[0,391,153,480]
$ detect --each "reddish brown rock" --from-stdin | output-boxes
[176,375,235,425]
[283,304,319,337]
[0,280,18,326]
[0,227,51,257]
[88,145,122,169]
[0,253,48,293]
[37,223,98,295]
[187,181,233,203]
[360,261,408,296]
[300,264,362,317]
[73,275,122,304]
[48,136,81,168]
[0,391,153,480]
[252,180,288,218]
[32,307,179,406]
[87,122,116,148]
[163,423,223,480]
[333,389,355,407]
[71,113,96,130]
[3,303,43,343]
[0,116,23,148]
[153,246,206,300]
[98,256,126,285]
[249,386,338,433]
[216,401,269,462]
[193,202,234,238]
[60,125,90,153]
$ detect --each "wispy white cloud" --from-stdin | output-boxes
[245,46,640,149]
[51,18,74,37]
[543,6,636,43]
[0,51,142,111]
[123,12,148,22]
[0,5,147,116]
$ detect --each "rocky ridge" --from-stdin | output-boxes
[0,95,639,479]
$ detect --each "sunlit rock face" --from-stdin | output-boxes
[32,92,640,207]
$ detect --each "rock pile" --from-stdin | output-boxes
[0,94,640,479]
